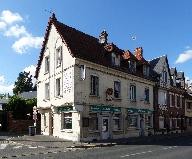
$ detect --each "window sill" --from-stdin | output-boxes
[44,71,49,75]
[88,130,99,133]
[113,129,123,132]
[61,129,73,133]
[89,95,100,98]
[113,98,122,101]
[43,99,50,102]
[130,99,136,103]
[55,95,63,99]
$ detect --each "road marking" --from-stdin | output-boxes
[13,145,22,149]
[0,144,8,149]
[120,150,153,158]
[28,146,37,149]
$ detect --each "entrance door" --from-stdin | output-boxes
[102,117,109,139]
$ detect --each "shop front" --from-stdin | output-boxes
[127,108,154,137]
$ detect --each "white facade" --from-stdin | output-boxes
[37,23,155,141]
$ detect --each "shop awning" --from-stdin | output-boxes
[58,106,73,112]
[128,108,153,114]
[90,105,121,112]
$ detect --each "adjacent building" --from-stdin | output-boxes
[150,57,185,133]
[35,14,155,141]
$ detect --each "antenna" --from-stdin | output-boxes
[44,9,54,14]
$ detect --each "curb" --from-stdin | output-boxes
[67,143,116,149]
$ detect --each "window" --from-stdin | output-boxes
[89,113,98,131]
[129,60,136,72]
[90,75,99,96]
[62,113,72,129]
[161,71,167,83]
[114,81,121,98]
[128,115,137,127]
[144,88,150,103]
[171,94,175,106]
[159,117,164,129]
[80,65,86,80]
[56,46,62,67]
[56,78,61,96]
[111,53,120,66]
[45,56,50,73]
[45,83,50,100]
[176,95,180,107]
[143,65,149,76]
[145,115,152,128]
[130,85,136,101]
[113,114,121,130]
[43,114,46,127]
[158,91,167,105]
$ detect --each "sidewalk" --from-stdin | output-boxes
[1,132,192,149]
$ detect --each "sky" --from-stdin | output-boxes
[0,0,192,94]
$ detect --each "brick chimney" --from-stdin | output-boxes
[134,47,143,60]
[99,30,108,44]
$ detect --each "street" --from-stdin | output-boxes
[0,135,192,159]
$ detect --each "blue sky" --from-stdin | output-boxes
[0,0,192,94]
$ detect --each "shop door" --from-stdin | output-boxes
[102,117,109,139]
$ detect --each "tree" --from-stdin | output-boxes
[5,96,36,120]
[13,71,34,95]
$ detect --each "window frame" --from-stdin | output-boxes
[90,75,99,96]
[144,87,150,103]
[56,46,62,67]
[130,84,136,101]
[45,56,50,74]
[56,78,61,97]
[45,82,50,100]
[114,81,121,99]
[61,112,72,130]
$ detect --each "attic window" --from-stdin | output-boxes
[111,53,120,66]
[143,65,149,76]
[56,46,62,67]
[129,60,136,73]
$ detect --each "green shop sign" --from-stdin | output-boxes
[128,108,153,114]
[58,106,73,112]
[90,105,121,112]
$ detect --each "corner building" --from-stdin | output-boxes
[35,14,155,141]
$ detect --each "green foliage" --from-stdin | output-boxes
[13,71,34,95]
[5,95,37,120]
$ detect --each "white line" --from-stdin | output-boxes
[120,150,153,158]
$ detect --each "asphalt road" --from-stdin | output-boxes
[1,135,192,159]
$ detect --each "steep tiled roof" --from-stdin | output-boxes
[35,14,155,82]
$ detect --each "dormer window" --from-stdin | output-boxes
[143,65,149,76]
[161,71,167,83]
[111,52,120,66]
[129,60,136,73]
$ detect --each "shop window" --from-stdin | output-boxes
[114,81,121,98]
[144,88,150,103]
[90,75,99,96]
[128,115,137,128]
[130,85,136,101]
[113,114,121,130]
[62,113,72,129]
[145,115,152,128]
[89,113,98,131]
[56,46,62,67]
[45,56,50,73]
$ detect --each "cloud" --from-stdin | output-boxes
[23,65,37,85]
[186,76,192,85]
[0,21,6,30]
[0,10,23,24]
[12,35,43,54]
[175,49,192,64]
[0,75,13,94]
[4,24,29,38]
